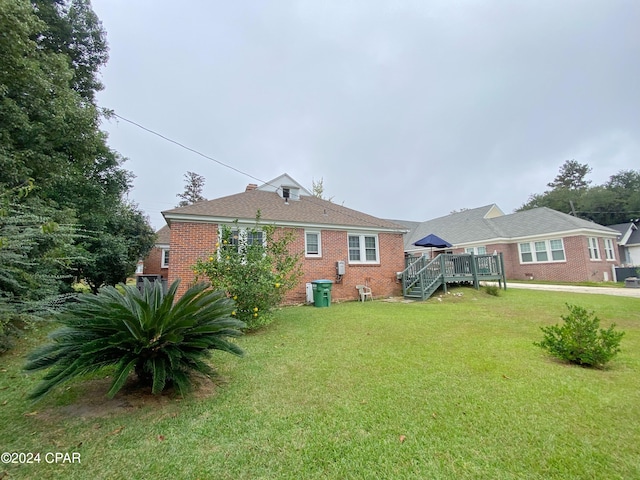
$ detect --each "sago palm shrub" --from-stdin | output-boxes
[24,279,246,401]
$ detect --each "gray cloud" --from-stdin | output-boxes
[92,0,640,229]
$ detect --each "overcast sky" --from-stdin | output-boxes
[91,0,640,231]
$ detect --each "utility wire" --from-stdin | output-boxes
[113,113,269,188]
[109,113,404,231]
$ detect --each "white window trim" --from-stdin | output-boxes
[603,238,616,261]
[219,226,265,249]
[347,233,380,264]
[465,246,487,255]
[518,239,566,264]
[305,230,322,258]
[161,248,169,268]
[588,237,600,261]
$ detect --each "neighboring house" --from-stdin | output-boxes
[148,174,407,302]
[608,222,640,266]
[143,224,170,279]
[399,204,621,283]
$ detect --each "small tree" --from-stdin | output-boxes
[535,304,624,368]
[176,171,206,207]
[311,177,333,202]
[193,216,302,329]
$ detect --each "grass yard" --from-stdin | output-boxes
[1,287,639,479]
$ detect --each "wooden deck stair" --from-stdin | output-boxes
[401,253,507,300]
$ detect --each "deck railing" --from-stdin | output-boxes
[402,253,506,299]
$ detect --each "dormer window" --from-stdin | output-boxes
[280,186,299,200]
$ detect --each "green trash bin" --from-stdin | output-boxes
[311,280,333,307]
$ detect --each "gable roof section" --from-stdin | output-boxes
[404,205,619,251]
[608,222,638,245]
[256,173,313,197]
[163,184,404,232]
[404,205,505,250]
[155,225,170,246]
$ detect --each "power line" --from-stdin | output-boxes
[112,113,270,187]
[109,113,402,231]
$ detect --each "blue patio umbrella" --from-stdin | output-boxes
[413,233,452,248]
[413,233,452,257]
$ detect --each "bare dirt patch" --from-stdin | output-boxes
[36,373,223,422]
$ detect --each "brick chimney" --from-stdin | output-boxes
[245,183,258,192]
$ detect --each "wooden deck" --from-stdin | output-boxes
[402,253,507,300]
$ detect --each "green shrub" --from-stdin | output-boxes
[483,284,500,296]
[24,279,245,401]
[193,218,302,330]
[534,304,624,368]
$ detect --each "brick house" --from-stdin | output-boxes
[142,224,170,278]
[400,204,621,283]
[145,174,407,302]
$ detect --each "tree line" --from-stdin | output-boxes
[1,0,155,349]
[518,160,640,226]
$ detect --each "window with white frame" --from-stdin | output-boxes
[465,246,487,255]
[518,239,565,263]
[347,234,379,263]
[587,237,600,260]
[549,239,565,260]
[305,231,321,257]
[221,227,264,253]
[603,238,615,260]
[161,248,169,268]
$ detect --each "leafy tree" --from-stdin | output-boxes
[76,202,157,292]
[605,170,640,223]
[24,279,246,401]
[519,160,640,225]
[311,177,333,201]
[0,0,155,290]
[193,217,303,329]
[32,0,109,103]
[176,171,206,207]
[547,160,592,190]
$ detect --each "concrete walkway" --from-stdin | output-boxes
[499,282,640,298]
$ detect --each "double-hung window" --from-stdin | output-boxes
[588,237,600,260]
[519,239,565,264]
[161,248,170,268]
[305,231,321,257]
[221,227,264,254]
[465,246,487,255]
[348,234,379,263]
[603,238,615,260]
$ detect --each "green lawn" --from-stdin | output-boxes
[1,288,639,479]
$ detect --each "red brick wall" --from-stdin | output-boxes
[284,229,405,303]
[167,222,218,297]
[453,236,618,282]
[165,221,405,301]
[142,247,169,279]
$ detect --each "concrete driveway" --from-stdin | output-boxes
[501,282,640,298]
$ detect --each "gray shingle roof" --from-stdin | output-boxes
[155,225,170,245]
[163,189,405,231]
[609,222,640,246]
[404,204,619,251]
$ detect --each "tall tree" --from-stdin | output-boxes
[519,164,640,225]
[176,171,206,207]
[32,0,109,103]
[547,160,592,190]
[0,0,155,293]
